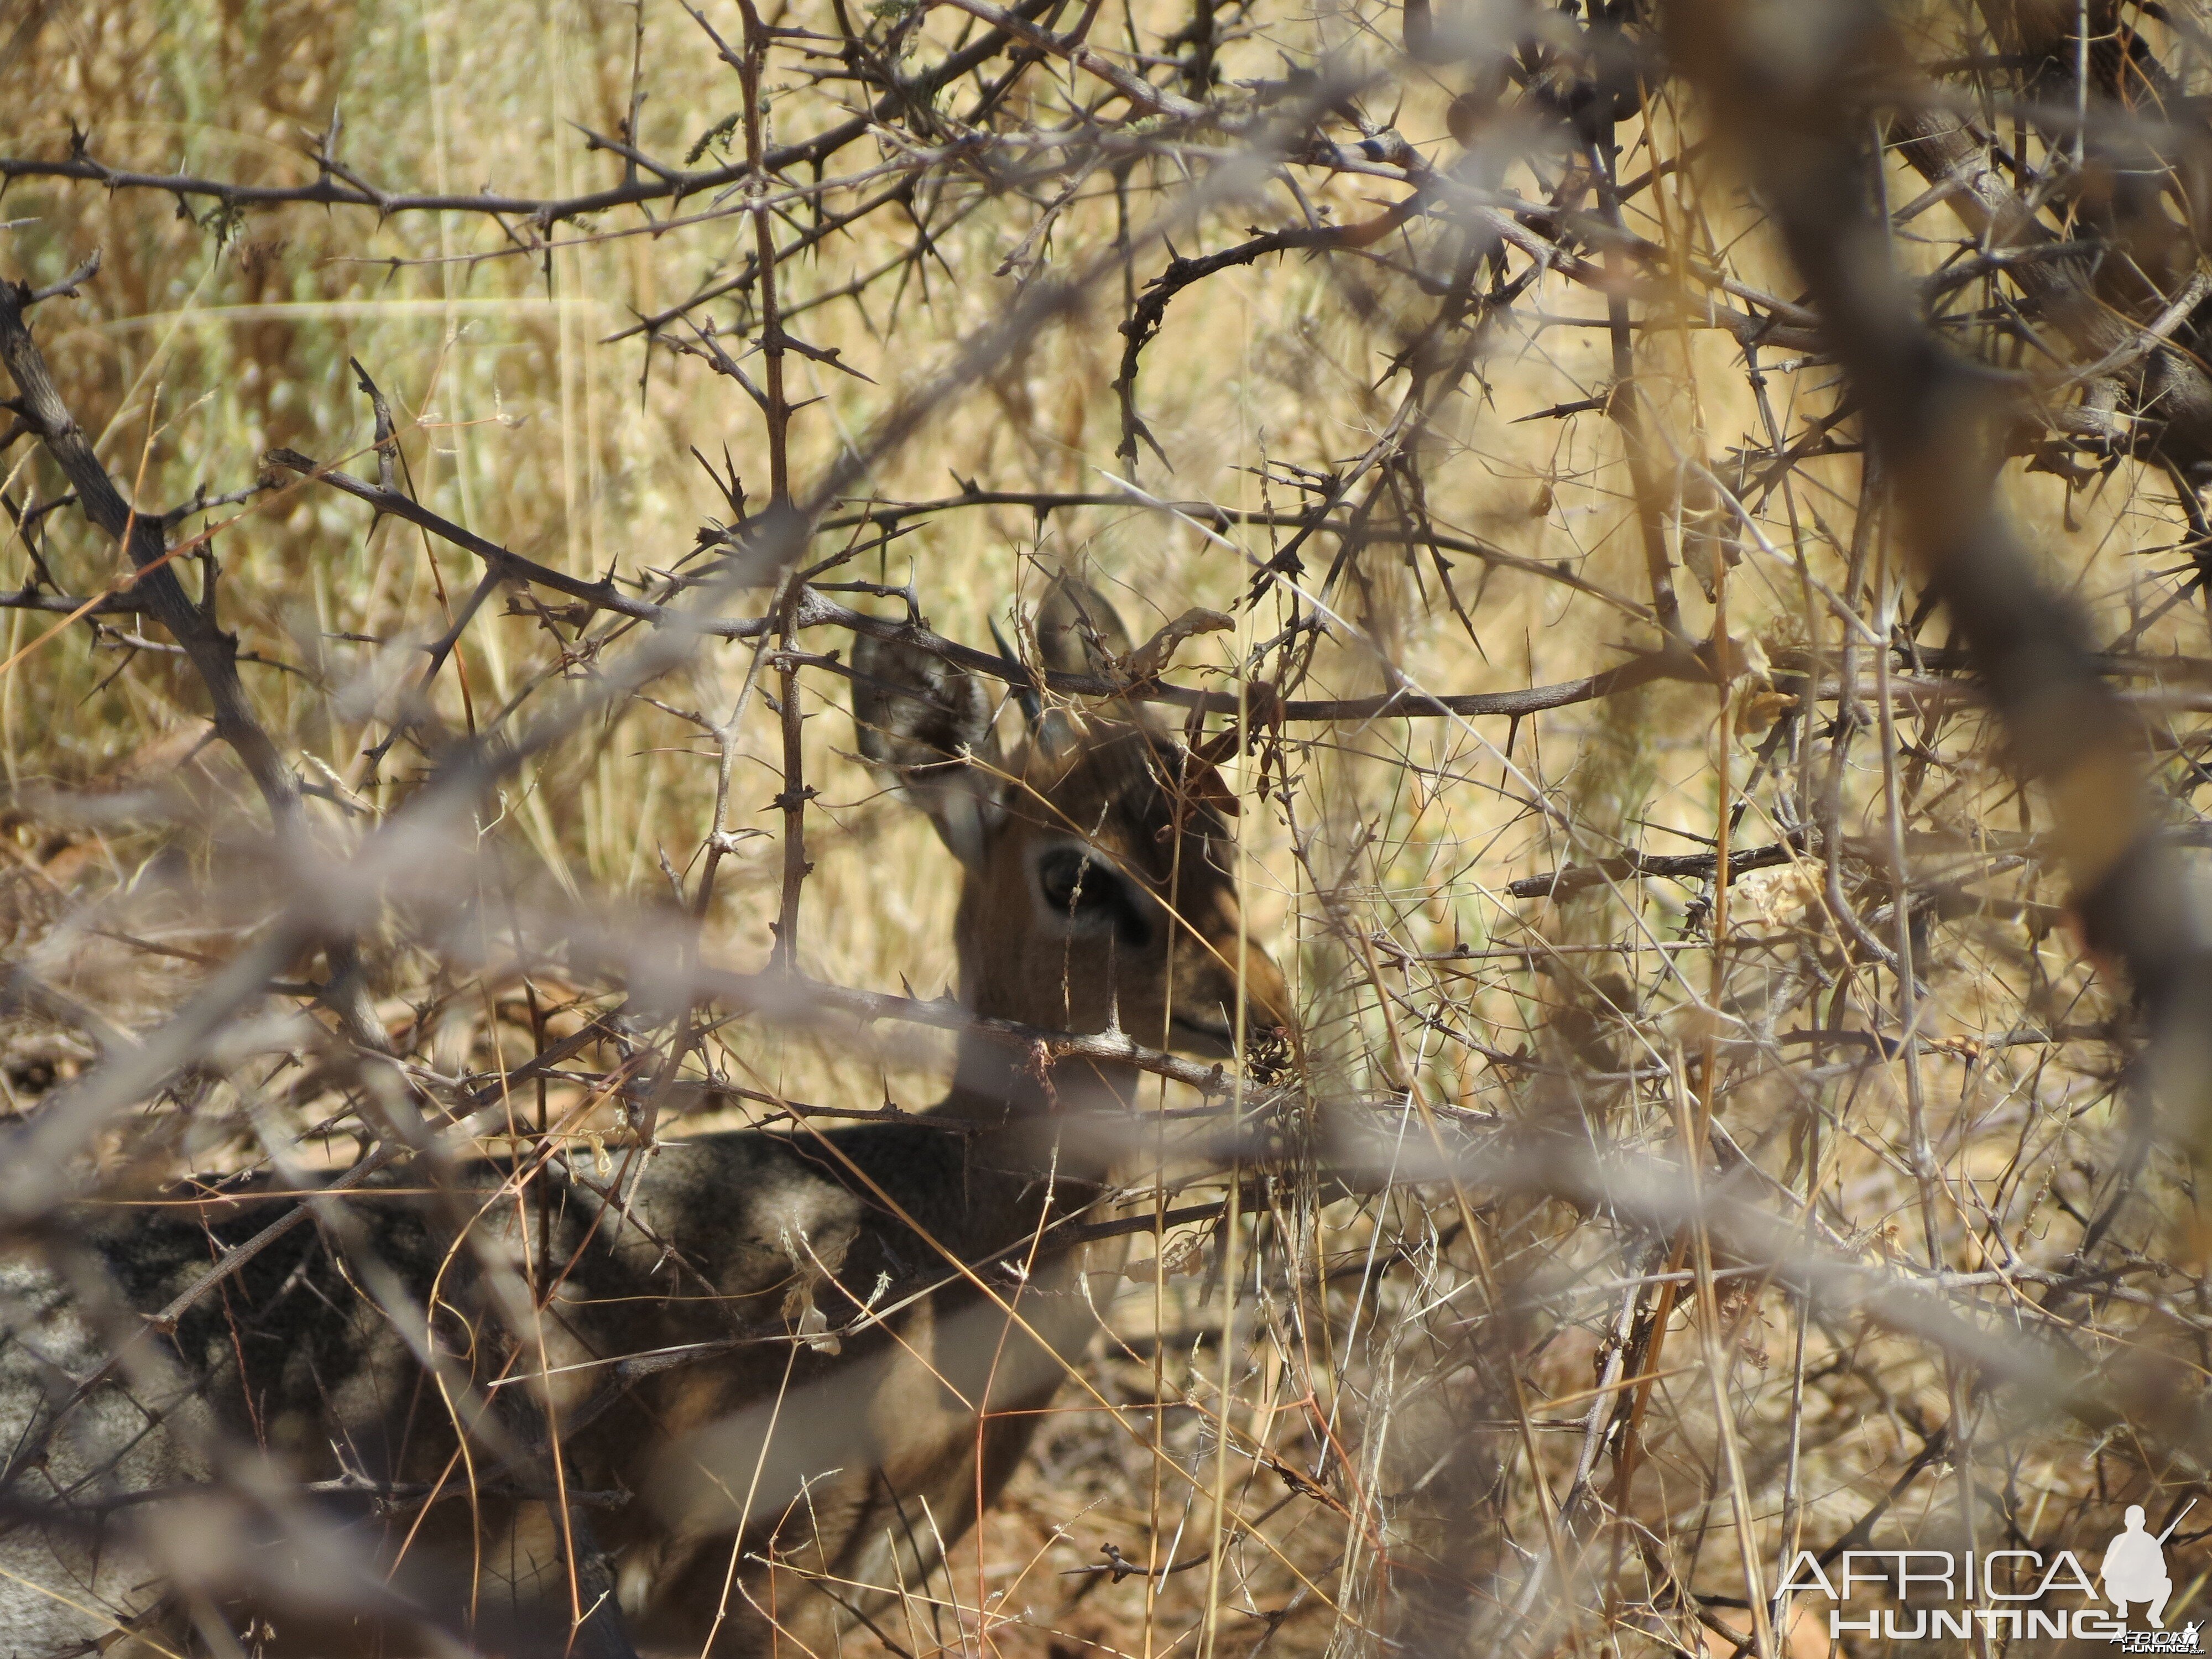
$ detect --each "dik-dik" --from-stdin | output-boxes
[0,581,1287,1657]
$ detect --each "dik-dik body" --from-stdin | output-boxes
[0,583,1286,1657]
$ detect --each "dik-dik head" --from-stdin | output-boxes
[851,580,1287,1072]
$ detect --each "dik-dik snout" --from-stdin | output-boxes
[853,578,1288,1070]
[962,723,1287,1054]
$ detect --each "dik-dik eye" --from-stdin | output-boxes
[1035,845,1154,948]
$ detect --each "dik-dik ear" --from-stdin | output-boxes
[1030,575,1139,756]
[850,632,1007,869]
[1035,573,1135,676]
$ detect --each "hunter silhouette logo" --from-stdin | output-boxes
[2105,1507,2177,1627]
[2103,1504,2199,1652]
[1778,1499,2199,1645]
